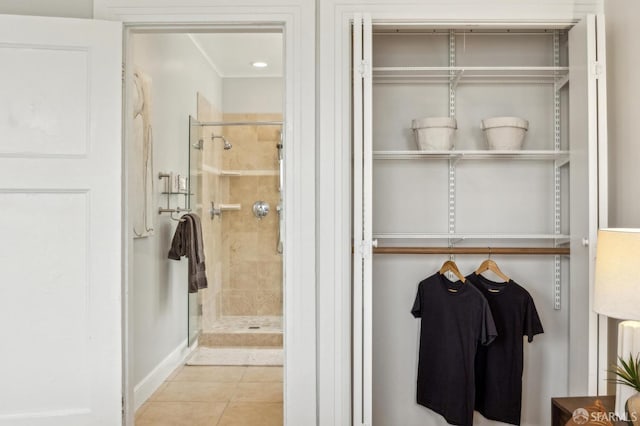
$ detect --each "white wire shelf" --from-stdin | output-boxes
[373,233,570,242]
[373,66,569,86]
[373,150,570,164]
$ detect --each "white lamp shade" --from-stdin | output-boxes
[594,228,640,320]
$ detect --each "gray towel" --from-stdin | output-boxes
[168,213,207,293]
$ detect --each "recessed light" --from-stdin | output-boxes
[251,61,268,68]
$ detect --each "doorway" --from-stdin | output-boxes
[124,27,285,423]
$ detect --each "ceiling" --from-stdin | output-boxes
[190,33,283,78]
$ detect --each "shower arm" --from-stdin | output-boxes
[192,135,232,150]
[211,135,232,150]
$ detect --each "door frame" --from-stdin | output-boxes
[95,3,316,425]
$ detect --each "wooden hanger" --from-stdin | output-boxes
[475,250,510,282]
[439,260,466,283]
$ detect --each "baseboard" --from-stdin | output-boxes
[133,339,195,411]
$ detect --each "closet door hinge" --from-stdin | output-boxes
[358,60,371,78]
[359,239,377,259]
[591,61,604,79]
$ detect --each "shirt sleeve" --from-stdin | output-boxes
[524,294,544,342]
[480,299,498,346]
[411,283,422,318]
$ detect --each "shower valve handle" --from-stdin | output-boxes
[253,201,270,220]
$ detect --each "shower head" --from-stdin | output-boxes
[212,135,232,150]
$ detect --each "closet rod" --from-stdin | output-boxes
[371,31,564,36]
[373,247,570,255]
[194,121,282,127]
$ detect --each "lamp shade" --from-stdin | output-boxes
[593,228,640,320]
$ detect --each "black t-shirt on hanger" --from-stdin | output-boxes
[466,273,544,426]
[411,273,497,426]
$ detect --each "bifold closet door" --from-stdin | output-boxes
[568,14,608,395]
[352,12,609,424]
[353,12,373,426]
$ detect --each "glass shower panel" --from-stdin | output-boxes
[187,115,202,347]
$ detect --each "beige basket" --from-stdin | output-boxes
[411,117,457,150]
[481,116,529,150]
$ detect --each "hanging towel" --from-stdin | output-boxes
[131,69,154,238]
[168,213,208,293]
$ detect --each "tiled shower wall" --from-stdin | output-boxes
[196,105,283,330]
[220,113,283,316]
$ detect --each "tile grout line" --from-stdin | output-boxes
[214,401,231,426]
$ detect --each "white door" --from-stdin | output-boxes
[568,14,608,395]
[0,14,123,426]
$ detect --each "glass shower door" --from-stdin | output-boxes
[187,115,202,347]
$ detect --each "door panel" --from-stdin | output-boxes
[353,12,373,426]
[352,13,365,426]
[569,14,605,395]
[0,14,122,425]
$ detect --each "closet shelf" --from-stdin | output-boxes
[373,246,570,255]
[374,233,570,242]
[373,66,568,85]
[373,150,570,163]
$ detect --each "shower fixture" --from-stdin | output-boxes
[192,135,232,150]
[252,201,270,220]
[212,135,232,150]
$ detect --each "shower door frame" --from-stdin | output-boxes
[99,3,317,425]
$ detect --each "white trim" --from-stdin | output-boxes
[595,13,609,395]
[362,13,373,425]
[133,339,193,412]
[122,25,134,426]
[352,14,363,426]
[584,14,601,395]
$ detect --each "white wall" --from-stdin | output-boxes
[128,32,222,388]
[0,0,93,18]
[605,0,640,228]
[223,77,283,113]
[604,0,640,395]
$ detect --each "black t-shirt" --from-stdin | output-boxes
[466,273,544,425]
[411,273,497,426]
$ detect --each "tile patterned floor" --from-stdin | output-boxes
[135,365,283,425]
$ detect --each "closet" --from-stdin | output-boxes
[352,14,607,426]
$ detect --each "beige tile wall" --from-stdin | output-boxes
[220,113,283,316]
[194,108,283,326]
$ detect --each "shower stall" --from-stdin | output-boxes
[187,110,284,353]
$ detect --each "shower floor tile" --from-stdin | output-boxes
[206,315,282,333]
